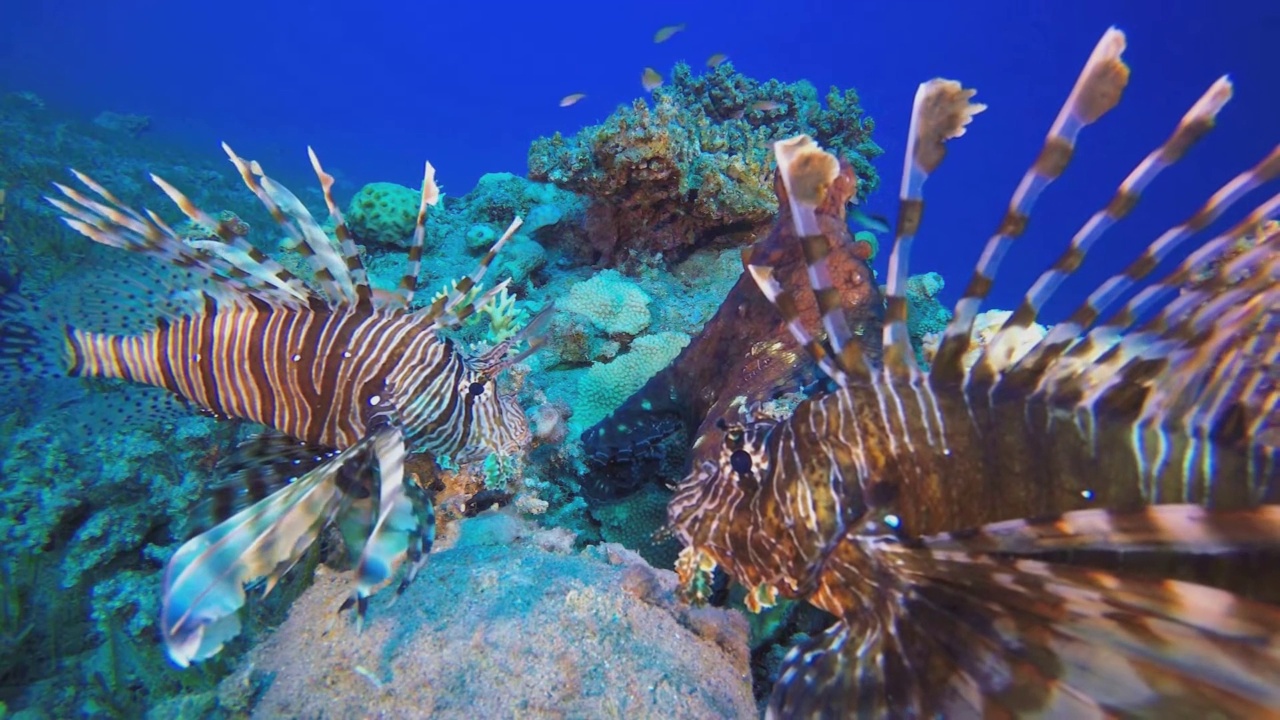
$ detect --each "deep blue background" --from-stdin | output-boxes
[3,0,1277,316]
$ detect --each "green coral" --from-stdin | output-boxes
[345,181,422,248]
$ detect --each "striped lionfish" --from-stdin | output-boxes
[670,28,1280,718]
[4,146,542,667]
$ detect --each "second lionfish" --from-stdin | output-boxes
[4,146,543,666]
[670,28,1280,718]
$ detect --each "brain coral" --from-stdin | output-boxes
[345,181,422,248]
[529,62,883,265]
[559,269,653,336]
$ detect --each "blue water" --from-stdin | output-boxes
[4,0,1276,316]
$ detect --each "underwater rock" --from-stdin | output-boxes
[234,517,755,719]
[583,159,882,493]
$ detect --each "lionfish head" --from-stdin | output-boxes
[670,409,865,602]
[455,371,531,463]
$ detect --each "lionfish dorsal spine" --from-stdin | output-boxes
[418,216,523,329]
[222,142,360,305]
[881,78,987,380]
[929,27,1131,386]
[46,180,308,305]
[307,146,373,308]
[975,76,1236,392]
[395,160,440,307]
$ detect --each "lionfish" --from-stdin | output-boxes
[670,28,1280,718]
[1,145,542,667]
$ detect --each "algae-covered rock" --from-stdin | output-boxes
[234,517,754,719]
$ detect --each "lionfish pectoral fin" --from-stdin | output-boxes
[191,431,344,537]
[874,546,1280,717]
[345,424,435,630]
[160,436,376,667]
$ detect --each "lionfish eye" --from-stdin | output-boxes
[468,382,486,397]
[729,449,753,475]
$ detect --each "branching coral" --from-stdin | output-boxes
[529,62,882,264]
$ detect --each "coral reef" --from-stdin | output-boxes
[529,62,882,265]
[229,518,755,719]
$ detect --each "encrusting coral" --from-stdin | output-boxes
[529,62,882,265]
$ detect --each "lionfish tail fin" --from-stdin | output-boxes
[0,269,69,383]
[160,435,377,667]
[882,78,987,377]
[930,27,1131,385]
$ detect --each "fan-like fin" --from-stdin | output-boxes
[307,147,372,306]
[160,434,377,667]
[339,421,435,629]
[221,143,357,305]
[977,77,1236,390]
[772,533,1280,718]
[46,177,309,305]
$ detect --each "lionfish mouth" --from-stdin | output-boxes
[670,26,1280,719]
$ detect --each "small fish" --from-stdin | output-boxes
[750,100,784,112]
[850,206,891,234]
[706,53,728,68]
[653,23,686,43]
[641,67,663,92]
[559,93,587,107]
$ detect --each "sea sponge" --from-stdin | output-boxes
[560,270,652,336]
[465,223,497,251]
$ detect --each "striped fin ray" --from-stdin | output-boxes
[1004,147,1280,399]
[191,431,345,538]
[307,147,371,307]
[396,161,441,307]
[883,78,987,377]
[776,136,863,378]
[773,532,1280,718]
[339,422,436,630]
[745,260,848,388]
[147,174,315,303]
[419,217,522,329]
[930,28,1131,385]
[221,143,357,305]
[975,77,1237,390]
[46,179,307,305]
[1063,230,1277,417]
[754,135,852,386]
[160,433,380,667]
[1021,194,1278,401]
[922,504,1280,558]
